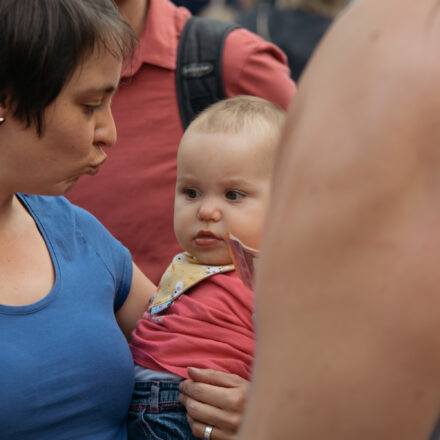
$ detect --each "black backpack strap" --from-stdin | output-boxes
[176,16,240,130]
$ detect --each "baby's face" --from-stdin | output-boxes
[174,130,272,266]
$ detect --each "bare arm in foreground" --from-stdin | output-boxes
[239,0,440,438]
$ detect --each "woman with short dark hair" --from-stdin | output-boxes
[0,1,157,438]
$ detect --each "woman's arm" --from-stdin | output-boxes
[179,368,249,440]
[116,263,156,341]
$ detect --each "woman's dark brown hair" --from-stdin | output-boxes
[0,0,136,134]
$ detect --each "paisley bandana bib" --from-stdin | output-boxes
[148,252,234,315]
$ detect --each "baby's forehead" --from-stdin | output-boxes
[178,132,276,182]
[180,126,277,153]
[181,128,277,171]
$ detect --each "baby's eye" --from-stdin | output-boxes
[183,188,200,199]
[225,190,245,201]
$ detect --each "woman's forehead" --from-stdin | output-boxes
[66,49,122,91]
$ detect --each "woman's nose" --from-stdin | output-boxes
[94,106,117,148]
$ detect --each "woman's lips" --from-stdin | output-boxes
[194,231,221,246]
[87,166,101,176]
[86,158,107,176]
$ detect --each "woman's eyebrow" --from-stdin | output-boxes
[79,85,118,96]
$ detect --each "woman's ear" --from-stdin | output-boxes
[0,94,9,125]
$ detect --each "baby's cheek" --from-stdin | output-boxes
[233,223,262,250]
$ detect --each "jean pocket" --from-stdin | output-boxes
[140,407,195,440]
[127,406,165,440]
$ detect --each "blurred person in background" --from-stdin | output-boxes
[237,0,351,81]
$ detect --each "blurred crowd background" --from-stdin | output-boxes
[171,0,352,81]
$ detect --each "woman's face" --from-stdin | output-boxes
[0,47,122,197]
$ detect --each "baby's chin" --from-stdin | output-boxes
[191,251,232,267]
[200,257,233,266]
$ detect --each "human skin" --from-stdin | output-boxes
[0,44,155,335]
[0,47,120,307]
[0,48,119,199]
[113,0,148,37]
[0,45,155,335]
[239,0,440,439]
[172,127,273,440]
[174,130,272,266]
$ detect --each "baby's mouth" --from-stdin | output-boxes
[194,230,222,246]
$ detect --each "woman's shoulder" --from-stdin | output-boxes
[19,193,121,250]
[20,193,131,283]
[20,193,103,229]
[20,193,89,217]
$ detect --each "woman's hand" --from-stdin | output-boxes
[179,367,249,440]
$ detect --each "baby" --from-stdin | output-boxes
[127,95,286,440]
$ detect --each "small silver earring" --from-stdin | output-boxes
[0,117,5,125]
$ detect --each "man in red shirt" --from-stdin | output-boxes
[69,0,294,286]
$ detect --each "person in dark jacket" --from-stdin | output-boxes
[237,0,350,81]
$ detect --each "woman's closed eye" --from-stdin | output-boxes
[83,103,103,115]
[225,190,245,201]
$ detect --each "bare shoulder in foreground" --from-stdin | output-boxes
[240,0,440,439]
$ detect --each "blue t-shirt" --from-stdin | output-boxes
[0,194,134,440]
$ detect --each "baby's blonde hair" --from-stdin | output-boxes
[181,96,286,173]
[185,95,285,139]
[181,95,286,173]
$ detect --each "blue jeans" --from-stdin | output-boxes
[127,381,199,440]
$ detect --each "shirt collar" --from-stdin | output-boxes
[122,0,191,78]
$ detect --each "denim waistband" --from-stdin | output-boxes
[131,380,184,413]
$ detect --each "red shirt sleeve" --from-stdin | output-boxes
[222,28,296,110]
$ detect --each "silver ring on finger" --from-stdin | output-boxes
[203,425,213,440]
